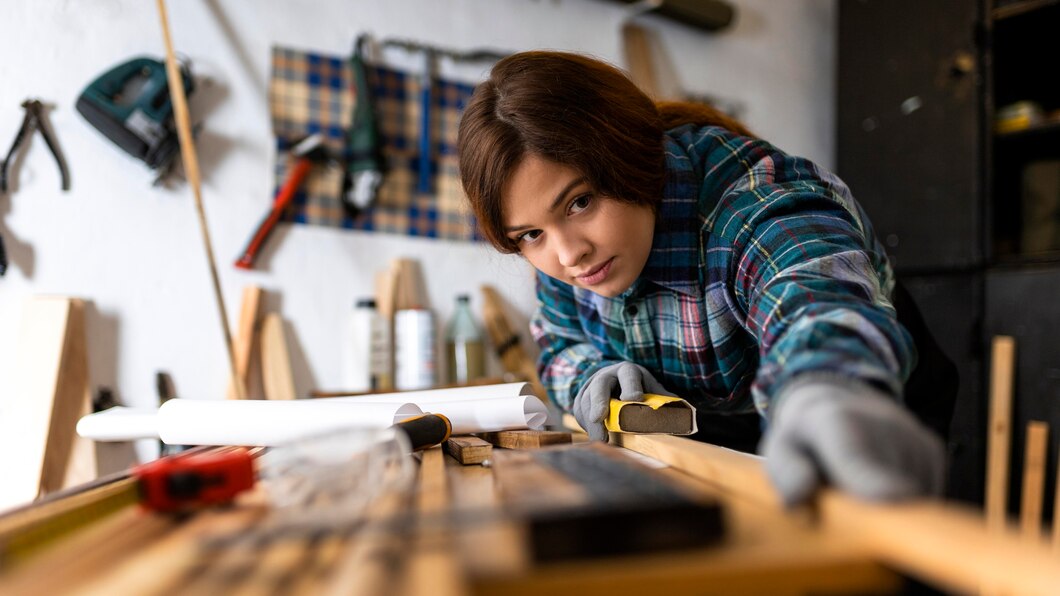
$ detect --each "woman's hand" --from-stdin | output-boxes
[573,362,675,441]
[760,377,945,506]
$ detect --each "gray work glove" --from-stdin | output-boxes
[572,362,676,442]
[760,377,945,506]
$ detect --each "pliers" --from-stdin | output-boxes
[1,99,70,277]
[1,99,71,193]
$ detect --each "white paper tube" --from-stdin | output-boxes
[157,400,423,446]
[76,406,160,441]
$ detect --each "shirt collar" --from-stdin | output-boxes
[639,130,702,298]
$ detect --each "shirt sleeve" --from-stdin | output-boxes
[529,271,621,412]
[697,131,917,419]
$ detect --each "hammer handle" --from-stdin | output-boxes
[234,157,313,269]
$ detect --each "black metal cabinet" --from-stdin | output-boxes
[903,273,985,503]
[985,267,1060,522]
[838,0,984,272]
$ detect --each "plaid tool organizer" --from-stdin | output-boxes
[269,46,482,241]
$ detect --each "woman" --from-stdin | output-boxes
[457,51,947,505]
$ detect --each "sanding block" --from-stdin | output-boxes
[605,394,698,435]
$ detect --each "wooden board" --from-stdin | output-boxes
[616,433,1060,595]
[226,286,262,399]
[0,297,93,511]
[444,436,492,465]
[260,312,296,400]
[477,430,572,450]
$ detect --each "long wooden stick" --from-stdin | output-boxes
[156,0,244,399]
[986,336,1016,532]
[615,434,1060,595]
[1021,421,1048,541]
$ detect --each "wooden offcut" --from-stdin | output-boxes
[1020,421,1049,540]
[226,286,262,399]
[480,285,546,399]
[0,297,94,511]
[986,336,1016,532]
[260,313,296,400]
[476,430,572,449]
[444,436,492,465]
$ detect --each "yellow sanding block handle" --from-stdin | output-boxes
[605,394,698,435]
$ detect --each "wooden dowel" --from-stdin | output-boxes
[1021,421,1049,541]
[986,336,1016,532]
[156,0,244,399]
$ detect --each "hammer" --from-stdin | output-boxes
[234,134,328,269]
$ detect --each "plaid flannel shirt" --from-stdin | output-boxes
[530,124,916,419]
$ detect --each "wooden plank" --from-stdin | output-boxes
[0,297,93,511]
[986,336,1016,533]
[616,433,1060,595]
[398,447,466,596]
[477,430,572,450]
[480,285,546,400]
[445,436,492,465]
[226,286,262,400]
[622,22,660,99]
[1020,421,1049,540]
[261,312,296,400]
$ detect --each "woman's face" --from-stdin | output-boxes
[501,154,655,298]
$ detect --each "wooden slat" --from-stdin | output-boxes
[986,336,1016,532]
[1,297,93,511]
[445,436,492,465]
[480,285,546,400]
[477,430,572,450]
[261,312,296,400]
[1020,421,1049,540]
[399,447,466,596]
[226,286,262,399]
[616,433,1060,595]
[622,22,660,99]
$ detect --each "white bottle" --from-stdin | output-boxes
[345,299,391,391]
[394,308,436,390]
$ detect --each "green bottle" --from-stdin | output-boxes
[445,294,485,384]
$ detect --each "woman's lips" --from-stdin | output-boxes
[576,257,614,286]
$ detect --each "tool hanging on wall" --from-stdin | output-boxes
[342,35,385,217]
[1,99,72,277]
[76,56,194,184]
[377,37,508,195]
[1,99,71,194]
[234,133,331,270]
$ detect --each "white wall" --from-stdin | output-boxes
[0,0,835,464]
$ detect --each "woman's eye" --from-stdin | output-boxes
[569,194,592,214]
[516,229,542,244]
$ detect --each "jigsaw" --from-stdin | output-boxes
[76,57,194,179]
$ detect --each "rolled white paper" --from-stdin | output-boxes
[430,395,549,434]
[332,383,548,434]
[76,406,160,441]
[157,400,423,446]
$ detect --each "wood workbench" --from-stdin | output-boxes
[0,434,1058,595]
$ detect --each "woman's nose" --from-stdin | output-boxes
[555,233,591,268]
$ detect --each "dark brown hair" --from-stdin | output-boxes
[458,51,752,253]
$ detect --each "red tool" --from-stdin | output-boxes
[134,448,255,512]
[234,134,327,269]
